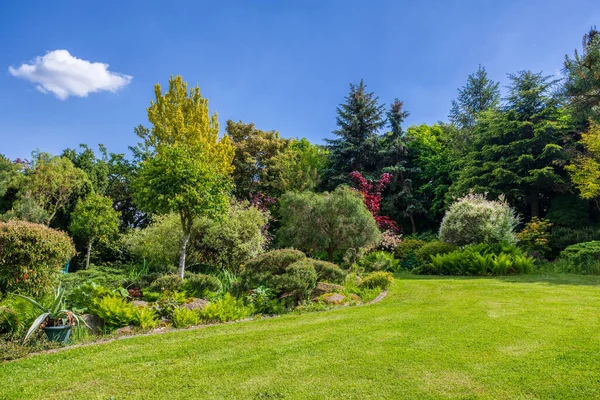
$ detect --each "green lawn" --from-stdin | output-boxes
[2,274,600,399]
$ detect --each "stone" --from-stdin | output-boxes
[133,300,149,308]
[319,293,346,305]
[80,314,104,334]
[311,282,344,298]
[182,298,208,311]
[114,325,135,336]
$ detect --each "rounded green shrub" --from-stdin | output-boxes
[311,260,346,284]
[183,273,222,297]
[0,220,76,297]
[415,241,458,265]
[358,271,394,290]
[394,239,426,261]
[439,193,518,246]
[149,274,183,292]
[559,241,600,274]
[241,250,319,305]
[277,260,318,302]
[244,249,306,276]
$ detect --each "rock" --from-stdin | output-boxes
[311,282,344,298]
[182,298,208,311]
[114,325,135,336]
[80,314,104,334]
[319,293,346,305]
[133,300,149,308]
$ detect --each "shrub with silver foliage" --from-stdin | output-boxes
[440,193,518,246]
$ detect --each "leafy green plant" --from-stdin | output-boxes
[133,306,159,330]
[66,282,127,314]
[558,241,600,274]
[0,306,18,335]
[276,260,318,303]
[247,286,284,315]
[415,241,458,265]
[358,272,394,290]
[59,265,128,293]
[358,251,400,272]
[199,293,253,323]
[517,217,553,258]
[155,291,188,318]
[12,287,85,342]
[170,307,200,328]
[93,295,137,330]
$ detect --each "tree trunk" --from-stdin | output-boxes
[178,230,190,279]
[409,215,416,234]
[530,191,540,218]
[327,244,335,262]
[85,239,93,270]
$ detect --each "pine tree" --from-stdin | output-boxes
[452,71,568,218]
[379,99,423,233]
[449,65,500,131]
[324,80,385,188]
[564,27,600,124]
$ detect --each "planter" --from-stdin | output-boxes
[43,325,72,343]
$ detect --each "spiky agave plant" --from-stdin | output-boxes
[13,286,86,342]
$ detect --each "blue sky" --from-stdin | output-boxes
[1,0,598,160]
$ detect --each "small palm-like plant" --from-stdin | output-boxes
[13,286,85,342]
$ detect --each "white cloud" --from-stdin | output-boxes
[9,50,132,100]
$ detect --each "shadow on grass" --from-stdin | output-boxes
[394,271,600,287]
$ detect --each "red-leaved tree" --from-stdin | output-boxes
[349,171,399,232]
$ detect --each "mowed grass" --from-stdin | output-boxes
[2,274,600,399]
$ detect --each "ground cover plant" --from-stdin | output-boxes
[2,275,599,399]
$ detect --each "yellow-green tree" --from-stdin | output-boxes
[133,76,234,278]
[566,121,600,209]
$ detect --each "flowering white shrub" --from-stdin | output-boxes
[439,193,518,246]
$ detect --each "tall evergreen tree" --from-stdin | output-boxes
[564,27,600,124]
[452,71,568,218]
[324,80,385,188]
[379,100,423,233]
[449,65,500,132]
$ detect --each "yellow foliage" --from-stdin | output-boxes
[566,121,600,200]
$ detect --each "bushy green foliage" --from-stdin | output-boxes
[427,243,534,276]
[122,213,182,272]
[66,282,125,314]
[545,195,589,228]
[59,265,128,293]
[196,202,269,272]
[246,286,285,315]
[394,239,426,270]
[548,227,600,258]
[517,217,553,257]
[183,273,221,297]
[0,306,18,335]
[243,249,306,279]
[394,239,426,261]
[439,193,518,246]
[199,293,253,323]
[93,295,137,329]
[415,241,458,264]
[149,274,183,292]
[358,251,400,272]
[558,241,600,274]
[171,307,200,328]
[155,291,188,318]
[278,187,380,261]
[0,220,76,297]
[133,306,159,330]
[277,260,318,303]
[240,250,319,304]
[358,271,394,290]
[311,260,346,284]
